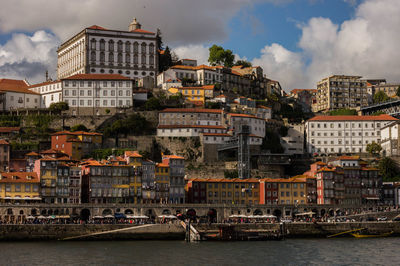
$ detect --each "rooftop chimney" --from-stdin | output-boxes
[129,18,141,31]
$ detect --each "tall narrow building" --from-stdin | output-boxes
[57,18,158,85]
[315,75,368,112]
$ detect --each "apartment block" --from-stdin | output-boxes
[315,75,368,112]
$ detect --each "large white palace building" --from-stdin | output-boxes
[305,115,398,155]
[57,19,157,85]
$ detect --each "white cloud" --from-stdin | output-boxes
[0,0,290,46]
[0,31,59,83]
[251,0,400,91]
[173,44,210,65]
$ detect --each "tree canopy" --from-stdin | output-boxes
[328,108,357,116]
[366,141,382,156]
[378,157,400,181]
[208,44,235,67]
[373,91,389,103]
[71,124,89,132]
[49,102,69,113]
[234,60,252,67]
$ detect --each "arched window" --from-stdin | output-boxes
[125,41,131,53]
[126,53,130,64]
[141,55,146,65]
[133,42,139,53]
[90,51,96,61]
[149,43,154,54]
[108,40,114,51]
[90,39,96,50]
[117,41,123,52]
[100,52,105,62]
[100,39,105,51]
[141,42,147,54]
[149,55,154,66]
[133,54,138,64]
[109,52,114,62]
[118,53,123,63]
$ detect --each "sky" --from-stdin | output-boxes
[0,0,399,91]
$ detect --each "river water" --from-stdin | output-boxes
[1,238,399,265]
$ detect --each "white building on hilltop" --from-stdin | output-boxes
[380,121,400,156]
[306,115,398,155]
[28,80,62,108]
[57,19,157,85]
[0,79,41,111]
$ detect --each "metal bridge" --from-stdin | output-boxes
[360,98,400,117]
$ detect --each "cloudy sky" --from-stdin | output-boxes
[0,0,399,91]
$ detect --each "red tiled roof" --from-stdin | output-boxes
[0,127,20,133]
[338,155,360,161]
[160,108,223,114]
[25,151,39,156]
[27,80,60,89]
[125,151,142,158]
[0,172,39,183]
[131,28,155,35]
[87,25,107,30]
[257,105,271,109]
[308,114,398,121]
[156,162,169,167]
[62,74,130,80]
[215,94,226,98]
[163,155,185,160]
[157,125,226,129]
[228,113,264,120]
[190,178,260,183]
[0,139,9,145]
[0,79,38,95]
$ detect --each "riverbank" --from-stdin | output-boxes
[0,222,399,241]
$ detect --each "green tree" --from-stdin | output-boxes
[373,91,389,103]
[71,124,89,132]
[378,157,400,181]
[366,141,382,156]
[144,97,161,110]
[49,102,69,113]
[158,46,173,72]
[234,60,252,67]
[329,108,357,116]
[208,44,234,67]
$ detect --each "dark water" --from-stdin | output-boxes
[1,238,399,265]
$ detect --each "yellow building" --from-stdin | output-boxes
[168,85,214,105]
[0,172,40,202]
[124,151,143,203]
[277,177,308,205]
[189,178,260,205]
[155,162,170,203]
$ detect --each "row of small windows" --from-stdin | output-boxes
[90,69,154,76]
[310,122,381,128]
[311,139,380,145]
[64,81,130,87]
[64,89,131,97]
[311,131,379,137]
[313,147,365,153]
[9,96,38,104]
[65,99,131,107]
[90,52,154,65]
[90,39,155,54]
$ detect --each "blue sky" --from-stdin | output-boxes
[223,0,358,60]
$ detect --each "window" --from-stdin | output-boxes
[103,100,107,106]
[80,90,84,96]
[88,90,92,96]
[109,52,114,62]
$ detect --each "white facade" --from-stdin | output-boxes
[4,91,41,110]
[380,121,399,156]
[57,19,157,84]
[281,124,304,155]
[28,81,62,108]
[62,77,132,109]
[306,115,398,155]
[227,114,266,138]
[157,126,226,137]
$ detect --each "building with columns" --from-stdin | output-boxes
[57,18,158,86]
